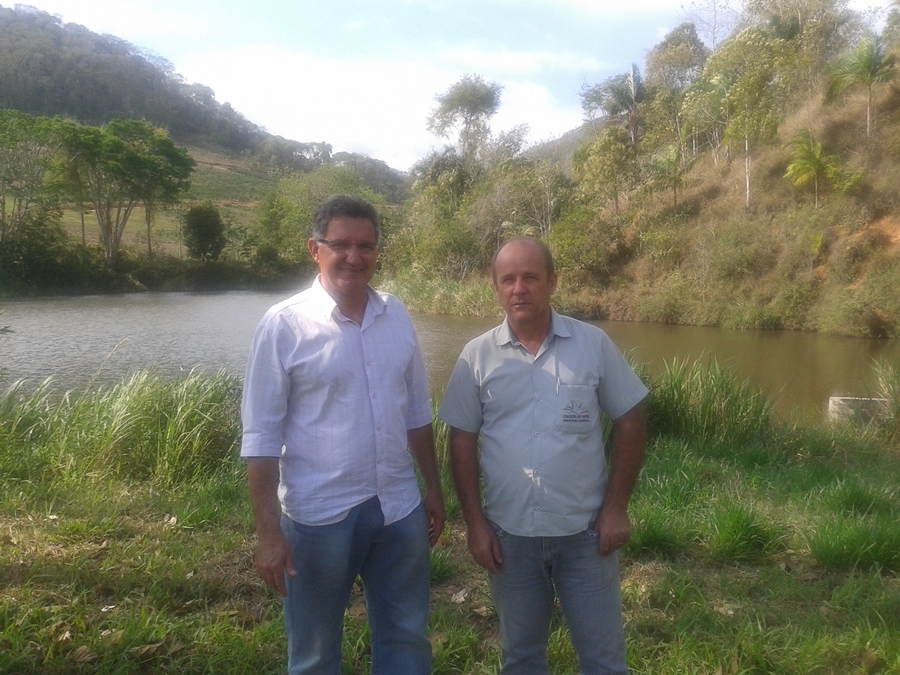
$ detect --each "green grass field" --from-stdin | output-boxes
[1,361,899,674]
[58,155,272,260]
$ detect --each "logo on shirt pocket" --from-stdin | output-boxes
[562,399,591,423]
[557,385,597,433]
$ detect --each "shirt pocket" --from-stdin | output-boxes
[556,384,598,434]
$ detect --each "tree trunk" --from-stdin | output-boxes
[145,202,154,257]
[866,85,873,139]
[744,136,751,210]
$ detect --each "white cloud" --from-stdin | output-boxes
[179,43,585,170]
[494,80,583,144]
[179,45,457,170]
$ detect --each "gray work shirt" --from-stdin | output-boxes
[438,310,648,537]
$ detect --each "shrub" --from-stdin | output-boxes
[707,502,786,561]
[183,201,227,261]
[646,357,774,446]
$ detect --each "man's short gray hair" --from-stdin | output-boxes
[312,194,381,242]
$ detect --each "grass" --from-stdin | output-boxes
[60,201,260,261]
[2,360,900,674]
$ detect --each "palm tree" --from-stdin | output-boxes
[580,65,645,145]
[826,35,897,138]
[650,144,693,208]
[784,131,840,210]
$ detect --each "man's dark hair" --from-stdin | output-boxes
[312,194,381,242]
[492,235,556,281]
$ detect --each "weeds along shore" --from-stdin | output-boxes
[2,361,899,674]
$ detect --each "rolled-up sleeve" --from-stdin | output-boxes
[405,336,433,431]
[240,316,290,458]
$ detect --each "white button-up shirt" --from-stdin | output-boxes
[241,277,433,526]
[438,310,648,537]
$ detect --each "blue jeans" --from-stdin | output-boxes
[488,523,628,675]
[281,497,432,675]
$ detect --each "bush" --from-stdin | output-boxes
[646,357,774,446]
[183,201,227,261]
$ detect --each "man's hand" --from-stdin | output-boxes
[255,531,297,596]
[407,424,447,547]
[595,505,631,557]
[246,457,296,596]
[595,402,646,556]
[449,427,503,572]
[423,487,446,546]
[466,517,503,574]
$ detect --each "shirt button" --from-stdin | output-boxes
[535,395,541,401]
[533,431,539,437]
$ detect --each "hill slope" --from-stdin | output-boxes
[0,4,410,200]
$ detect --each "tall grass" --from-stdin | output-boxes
[873,356,900,441]
[2,359,900,674]
[646,356,775,445]
[0,369,241,487]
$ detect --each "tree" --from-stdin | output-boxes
[410,149,468,217]
[826,34,898,138]
[427,74,502,180]
[183,201,226,261]
[646,23,709,93]
[581,65,645,144]
[574,126,638,216]
[107,120,196,257]
[250,165,379,266]
[681,71,731,161]
[649,144,694,208]
[60,119,194,265]
[465,158,569,249]
[783,131,842,209]
[683,0,738,51]
[693,27,789,207]
[0,111,59,246]
[644,23,710,157]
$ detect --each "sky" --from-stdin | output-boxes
[16,0,896,171]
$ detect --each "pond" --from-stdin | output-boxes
[2,291,897,421]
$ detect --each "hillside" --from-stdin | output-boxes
[0,4,410,200]
[580,87,900,338]
[3,3,900,339]
[376,7,900,340]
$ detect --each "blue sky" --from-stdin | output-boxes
[22,0,894,170]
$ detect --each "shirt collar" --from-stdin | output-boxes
[310,275,386,323]
[496,308,570,347]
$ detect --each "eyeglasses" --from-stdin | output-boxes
[317,239,379,255]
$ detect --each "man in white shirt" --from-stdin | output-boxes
[439,236,647,675]
[241,194,445,675]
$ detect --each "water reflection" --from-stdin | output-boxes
[1,291,897,421]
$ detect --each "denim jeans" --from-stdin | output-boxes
[281,496,432,675]
[488,523,628,675]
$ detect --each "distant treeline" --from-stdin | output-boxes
[0,4,410,200]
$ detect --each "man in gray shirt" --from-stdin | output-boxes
[439,236,648,675]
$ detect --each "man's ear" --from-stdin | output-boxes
[307,238,319,262]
